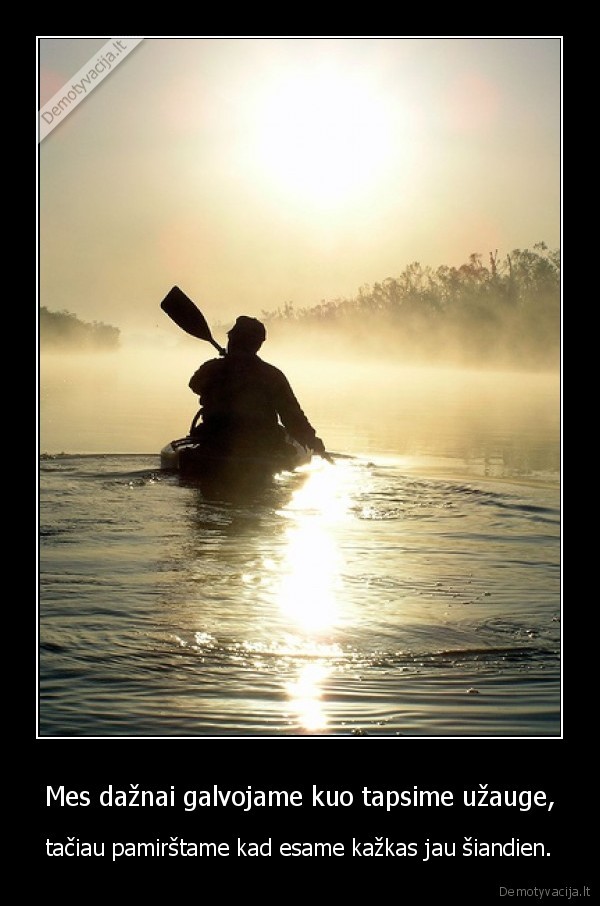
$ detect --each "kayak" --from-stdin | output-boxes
[160,434,312,489]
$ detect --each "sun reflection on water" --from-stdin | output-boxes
[285,662,330,731]
[278,462,351,633]
[275,461,353,731]
[278,523,341,633]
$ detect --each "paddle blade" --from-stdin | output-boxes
[160,286,214,342]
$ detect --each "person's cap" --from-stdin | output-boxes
[228,316,267,343]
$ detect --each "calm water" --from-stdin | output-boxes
[38,353,561,737]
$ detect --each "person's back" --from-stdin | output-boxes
[188,316,326,459]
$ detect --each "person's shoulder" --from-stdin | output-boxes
[196,357,224,372]
[255,357,287,381]
[190,357,224,383]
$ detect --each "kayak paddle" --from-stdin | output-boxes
[160,286,226,356]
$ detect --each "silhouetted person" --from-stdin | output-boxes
[188,316,326,461]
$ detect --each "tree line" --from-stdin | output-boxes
[258,242,560,368]
[39,242,560,367]
[40,307,120,351]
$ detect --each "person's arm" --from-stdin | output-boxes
[273,372,326,453]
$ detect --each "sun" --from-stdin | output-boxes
[248,65,394,211]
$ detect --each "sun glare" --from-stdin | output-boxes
[286,662,330,731]
[249,67,394,210]
[278,523,341,633]
[275,463,351,634]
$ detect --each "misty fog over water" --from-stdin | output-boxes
[39,342,559,485]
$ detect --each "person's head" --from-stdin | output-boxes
[227,316,266,354]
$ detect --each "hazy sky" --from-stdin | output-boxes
[38,37,561,341]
